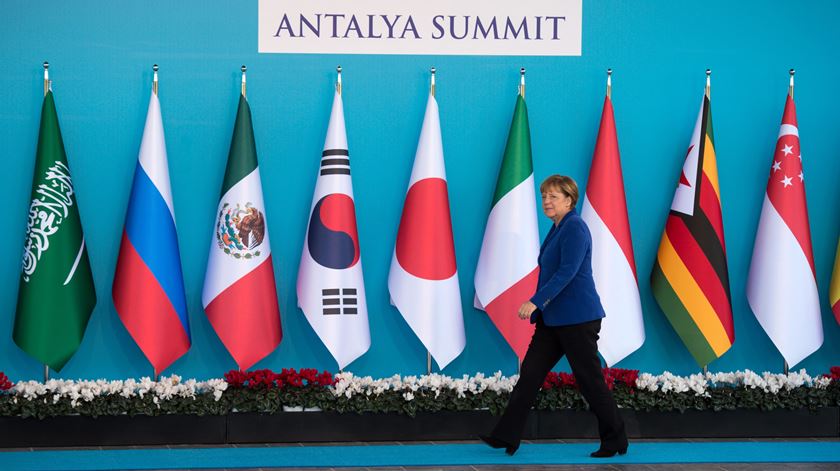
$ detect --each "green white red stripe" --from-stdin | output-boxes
[202,95,282,371]
[474,95,540,360]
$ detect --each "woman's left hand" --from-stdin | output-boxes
[518,301,537,320]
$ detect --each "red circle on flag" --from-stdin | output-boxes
[395,178,457,280]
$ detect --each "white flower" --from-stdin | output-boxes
[815,376,832,389]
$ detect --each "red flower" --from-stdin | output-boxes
[601,367,639,390]
[542,371,558,390]
[248,369,280,389]
[221,368,336,389]
[224,370,248,388]
[829,366,840,381]
[558,372,577,388]
[315,371,334,386]
[0,372,12,391]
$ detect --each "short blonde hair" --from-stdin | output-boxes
[540,175,579,208]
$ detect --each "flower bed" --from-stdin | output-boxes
[0,367,837,419]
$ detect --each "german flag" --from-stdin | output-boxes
[651,86,734,367]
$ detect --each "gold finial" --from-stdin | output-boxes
[153,64,159,96]
[606,68,612,99]
[430,67,436,97]
[519,67,526,98]
[336,65,342,95]
[241,65,247,97]
[705,69,711,99]
[43,61,50,96]
[788,68,795,98]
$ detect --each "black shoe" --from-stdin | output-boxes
[478,434,519,456]
[590,446,627,458]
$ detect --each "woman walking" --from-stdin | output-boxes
[479,175,628,458]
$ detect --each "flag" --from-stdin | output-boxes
[474,94,540,360]
[831,239,840,323]
[14,90,96,371]
[203,94,281,371]
[581,94,644,366]
[112,92,190,375]
[388,93,465,369]
[297,89,370,370]
[747,93,823,367]
[650,90,734,368]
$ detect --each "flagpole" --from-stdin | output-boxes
[788,69,795,99]
[783,68,794,376]
[336,65,342,95]
[606,68,612,99]
[152,64,161,384]
[43,61,50,96]
[42,61,50,383]
[241,65,246,97]
[701,69,712,378]
[424,66,437,376]
[705,69,711,99]
[517,67,525,376]
[702,69,711,379]
[784,68,794,377]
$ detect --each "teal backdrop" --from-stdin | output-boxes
[1,1,838,381]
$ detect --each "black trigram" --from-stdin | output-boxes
[322,288,358,315]
[320,149,350,176]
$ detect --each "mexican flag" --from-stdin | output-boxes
[474,94,540,360]
[14,90,96,372]
[202,94,282,371]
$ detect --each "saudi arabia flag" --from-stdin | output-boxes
[14,90,96,372]
[202,94,282,371]
[474,94,540,360]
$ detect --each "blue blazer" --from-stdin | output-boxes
[529,209,605,326]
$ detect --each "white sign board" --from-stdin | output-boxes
[258,0,582,56]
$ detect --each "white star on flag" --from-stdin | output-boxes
[747,91,822,368]
[772,161,781,172]
[782,144,793,156]
[798,171,804,181]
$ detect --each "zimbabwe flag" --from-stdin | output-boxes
[651,87,734,368]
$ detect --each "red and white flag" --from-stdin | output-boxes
[746,92,823,368]
[388,93,465,369]
[581,93,645,366]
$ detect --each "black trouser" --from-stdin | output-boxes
[490,318,627,450]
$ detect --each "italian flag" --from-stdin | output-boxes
[474,94,540,360]
[202,94,282,371]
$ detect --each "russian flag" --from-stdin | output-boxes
[113,92,190,376]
